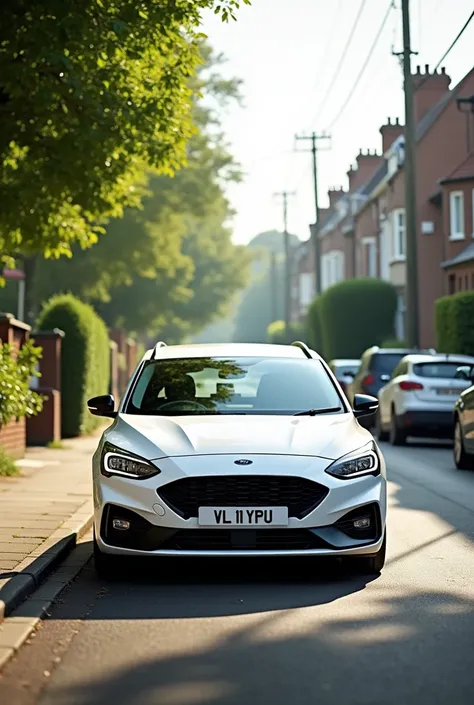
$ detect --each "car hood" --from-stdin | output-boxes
[106,413,372,462]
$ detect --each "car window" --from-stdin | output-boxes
[334,363,359,377]
[126,356,343,415]
[373,353,407,375]
[413,362,473,379]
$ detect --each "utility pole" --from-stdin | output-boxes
[401,0,419,348]
[295,132,331,296]
[270,251,277,323]
[274,191,296,340]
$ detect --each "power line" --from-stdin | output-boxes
[310,0,367,127]
[416,9,474,90]
[325,0,395,131]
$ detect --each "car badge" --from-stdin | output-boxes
[234,459,253,465]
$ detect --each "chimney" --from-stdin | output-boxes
[413,64,450,123]
[327,187,346,209]
[348,149,382,192]
[380,117,404,153]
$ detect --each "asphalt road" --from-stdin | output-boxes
[2,439,474,705]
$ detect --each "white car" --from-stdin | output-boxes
[376,353,474,445]
[88,341,387,577]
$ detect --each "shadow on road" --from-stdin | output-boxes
[39,582,474,705]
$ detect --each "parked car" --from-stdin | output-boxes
[328,359,360,395]
[347,346,434,428]
[88,341,387,577]
[453,364,474,469]
[375,353,474,445]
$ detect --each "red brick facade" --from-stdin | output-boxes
[293,64,474,349]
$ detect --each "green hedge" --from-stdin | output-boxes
[381,338,407,349]
[435,292,474,354]
[317,278,398,360]
[267,320,305,345]
[306,298,325,359]
[37,294,110,437]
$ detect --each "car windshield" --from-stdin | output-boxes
[126,356,343,415]
[413,362,472,379]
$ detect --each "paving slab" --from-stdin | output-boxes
[0,432,102,621]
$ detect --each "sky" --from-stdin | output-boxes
[201,0,474,245]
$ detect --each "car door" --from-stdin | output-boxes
[459,380,474,451]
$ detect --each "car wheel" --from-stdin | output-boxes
[389,410,406,446]
[93,534,120,580]
[374,411,389,442]
[454,417,473,470]
[345,534,386,576]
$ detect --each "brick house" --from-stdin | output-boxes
[293,63,474,349]
[438,152,474,293]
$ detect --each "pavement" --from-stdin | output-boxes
[0,434,101,622]
[2,438,474,704]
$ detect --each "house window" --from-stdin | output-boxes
[472,189,474,238]
[458,276,463,291]
[471,272,474,289]
[321,251,344,291]
[362,238,377,277]
[449,274,455,294]
[449,191,465,240]
[392,209,406,259]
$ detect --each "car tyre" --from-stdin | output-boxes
[374,411,389,442]
[94,534,120,580]
[344,534,386,576]
[389,410,406,446]
[454,417,473,471]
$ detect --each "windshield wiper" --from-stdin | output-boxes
[293,407,342,416]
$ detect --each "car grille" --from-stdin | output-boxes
[158,475,329,520]
[160,529,327,551]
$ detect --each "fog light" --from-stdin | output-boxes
[353,516,371,530]
[112,518,131,531]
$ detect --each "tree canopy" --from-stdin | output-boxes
[31,41,251,340]
[0,0,250,264]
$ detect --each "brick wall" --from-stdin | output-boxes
[0,418,26,460]
[0,313,31,458]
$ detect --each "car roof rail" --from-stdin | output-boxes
[152,341,167,358]
[291,340,312,359]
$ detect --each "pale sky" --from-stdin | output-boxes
[201,0,474,244]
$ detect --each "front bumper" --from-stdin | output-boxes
[93,453,387,558]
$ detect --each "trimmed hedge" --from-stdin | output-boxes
[306,298,325,359]
[267,320,305,345]
[37,294,110,437]
[317,278,398,360]
[435,292,474,354]
[381,338,407,349]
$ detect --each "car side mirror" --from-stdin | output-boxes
[353,393,378,418]
[87,394,117,418]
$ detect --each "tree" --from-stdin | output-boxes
[0,0,250,263]
[30,41,250,338]
[233,263,286,343]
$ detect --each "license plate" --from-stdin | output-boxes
[198,506,289,527]
[436,388,459,395]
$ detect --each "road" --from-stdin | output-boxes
[2,440,474,705]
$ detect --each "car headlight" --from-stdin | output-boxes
[325,443,379,480]
[101,443,160,480]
